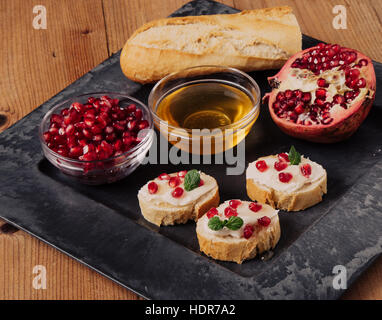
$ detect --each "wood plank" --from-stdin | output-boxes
[0,0,140,300]
[102,0,235,54]
[0,0,381,300]
[0,0,109,132]
[0,230,141,299]
[233,0,382,62]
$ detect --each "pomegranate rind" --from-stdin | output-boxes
[266,45,376,143]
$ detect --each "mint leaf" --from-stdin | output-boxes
[289,145,301,165]
[225,216,244,231]
[184,169,200,191]
[208,216,224,231]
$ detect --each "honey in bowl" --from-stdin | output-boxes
[149,66,261,155]
[156,82,253,130]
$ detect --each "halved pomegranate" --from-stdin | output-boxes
[264,43,376,143]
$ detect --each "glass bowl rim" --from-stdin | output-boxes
[39,92,154,164]
[148,65,261,133]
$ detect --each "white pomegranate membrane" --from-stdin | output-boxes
[43,95,149,161]
[271,43,372,126]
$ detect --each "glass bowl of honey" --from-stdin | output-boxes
[148,66,260,155]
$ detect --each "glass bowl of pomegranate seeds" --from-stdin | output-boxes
[39,93,153,185]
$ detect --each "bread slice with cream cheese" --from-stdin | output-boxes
[246,152,327,211]
[196,200,280,264]
[138,170,219,226]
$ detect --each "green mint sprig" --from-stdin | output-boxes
[208,216,244,231]
[184,169,200,191]
[289,145,301,165]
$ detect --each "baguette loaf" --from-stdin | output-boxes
[120,7,302,83]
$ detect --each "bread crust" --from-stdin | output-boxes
[120,7,302,83]
[246,175,327,211]
[138,187,220,226]
[196,216,281,264]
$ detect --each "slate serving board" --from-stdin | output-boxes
[0,0,382,299]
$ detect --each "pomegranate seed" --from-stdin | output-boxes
[199,179,204,187]
[82,128,92,139]
[82,151,97,161]
[127,120,138,131]
[322,117,334,125]
[274,160,288,171]
[348,69,360,80]
[300,163,312,177]
[88,97,96,104]
[172,187,184,198]
[294,90,303,100]
[57,148,68,157]
[243,224,254,239]
[53,135,65,144]
[113,139,123,151]
[278,153,290,162]
[127,104,136,113]
[113,122,125,132]
[71,102,83,113]
[138,120,149,130]
[317,78,328,87]
[276,92,286,102]
[51,114,63,125]
[249,202,262,212]
[69,146,83,158]
[78,139,87,147]
[177,170,187,178]
[255,160,268,172]
[168,176,181,188]
[356,78,366,88]
[331,44,341,53]
[60,108,70,116]
[122,136,134,146]
[65,124,75,136]
[84,117,95,128]
[82,144,94,155]
[49,127,58,136]
[301,92,312,103]
[224,206,237,218]
[357,59,368,67]
[323,102,332,111]
[93,134,103,142]
[207,207,219,219]
[43,131,52,142]
[105,131,117,141]
[148,181,158,194]
[135,109,143,120]
[284,90,294,99]
[333,94,345,104]
[345,51,357,64]
[158,173,170,180]
[279,172,293,183]
[229,200,242,209]
[344,91,353,100]
[294,103,305,114]
[104,126,114,134]
[315,98,325,107]
[258,216,271,227]
[316,88,327,99]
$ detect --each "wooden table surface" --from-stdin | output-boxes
[0,0,381,300]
